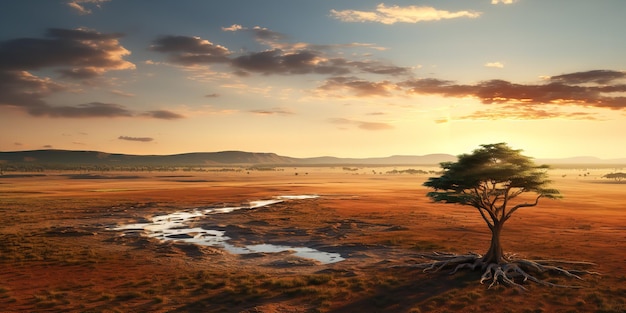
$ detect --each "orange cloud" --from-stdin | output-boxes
[249,108,294,115]
[66,0,110,15]
[458,105,599,121]
[317,76,398,97]
[400,70,626,110]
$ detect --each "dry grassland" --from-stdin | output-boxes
[0,167,625,312]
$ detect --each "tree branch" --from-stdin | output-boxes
[505,194,542,221]
[476,206,494,229]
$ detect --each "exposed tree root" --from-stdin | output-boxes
[400,252,600,291]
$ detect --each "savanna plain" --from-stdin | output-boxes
[1,167,625,313]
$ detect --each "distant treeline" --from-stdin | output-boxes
[386,169,434,175]
[341,167,439,175]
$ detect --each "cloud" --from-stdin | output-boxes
[249,107,294,115]
[329,118,393,131]
[357,121,394,130]
[28,102,134,118]
[221,25,286,45]
[0,28,186,119]
[400,70,626,111]
[110,89,135,97]
[150,35,231,65]
[150,31,412,77]
[330,118,393,130]
[317,76,399,97]
[458,105,599,121]
[231,49,331,75]
[491,0,516,4]
[249,26,287,43]
[142,110,185,120]
[118,136,154,142]
[231,50,411,76]
[485,62,504,68]
[204,93,220,98]
[66,0,110,15]
[221,24,243,32]
[0,72,182,119]
[0,28,134,73]
[549,69,626,85]
[330,4,481,24]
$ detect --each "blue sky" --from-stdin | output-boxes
[1,0,625,158]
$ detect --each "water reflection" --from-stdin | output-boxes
[112,195,344,264]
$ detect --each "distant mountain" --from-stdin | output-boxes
[0,150,298,167]
[1,149,624,169]
[0,149,456,167]
[300,154,456,165]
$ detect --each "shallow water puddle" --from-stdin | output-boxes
[111,195,345,264]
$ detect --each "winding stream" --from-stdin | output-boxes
[111,195,344,264]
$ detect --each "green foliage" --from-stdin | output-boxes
[602,172,626,181]
[424,143,560,225]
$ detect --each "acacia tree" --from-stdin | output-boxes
[603,172,626,182]
[419,143,597,290]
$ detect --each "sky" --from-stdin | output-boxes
[1,0,625,159]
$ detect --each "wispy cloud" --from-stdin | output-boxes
[142,110,185,120]
[485,61,504,68]
[110,89,135,97]
[330,4,481,25]
[491,0,516,4]
[330,118,393,130]
[249,107,294,115]
[222,24,286,46]
[118,136,154,142]
[221,24,244,32]
[28,101,134,118]
[549,69,626,85]
[66,0,110,15]
[458,105,599,121]
[317,76,398,97]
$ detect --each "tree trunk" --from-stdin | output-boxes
[482,222,505,264]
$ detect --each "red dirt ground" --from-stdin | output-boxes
[1,168,625,312]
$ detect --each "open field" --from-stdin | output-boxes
[1,167,625,312]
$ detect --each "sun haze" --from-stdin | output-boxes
[1,1,625,159]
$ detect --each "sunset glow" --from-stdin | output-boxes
[1,1,625,158]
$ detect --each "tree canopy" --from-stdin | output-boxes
[424,143,560,228]
[602,172,626,181]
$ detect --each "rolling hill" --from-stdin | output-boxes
[1,149,624,169]
[0,149,457,167]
